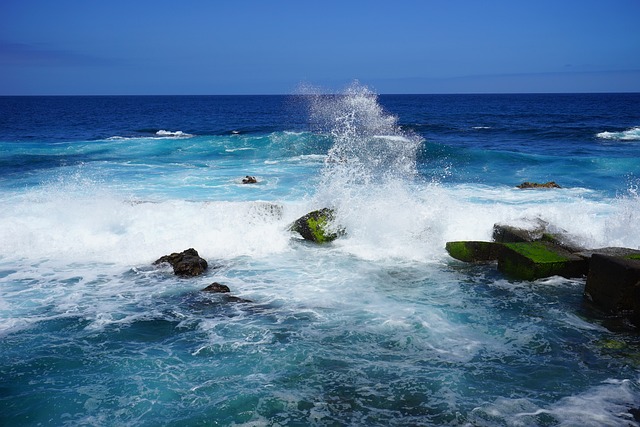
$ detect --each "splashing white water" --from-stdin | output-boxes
[596,126,640,141]
[307,82,422,186]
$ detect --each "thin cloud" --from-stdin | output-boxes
[0,40,119,67]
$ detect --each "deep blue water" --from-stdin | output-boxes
[1,87,640,426]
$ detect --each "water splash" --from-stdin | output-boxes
[307,82,423,186]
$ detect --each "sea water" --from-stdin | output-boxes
[1,85,640,426]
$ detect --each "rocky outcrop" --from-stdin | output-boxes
[516,181,561,189]
[154,248,208,277]
[446,221,640,328]
[290,208,345,243]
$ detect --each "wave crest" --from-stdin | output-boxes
[155,130,193,138]
[596,126,640,141]
[307,82,423,185]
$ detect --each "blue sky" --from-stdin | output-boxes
[1,0,639,95]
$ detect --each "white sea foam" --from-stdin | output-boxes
[468,378,640,426]
[224,147,255,152]
[156,129,193,138]
[597,126,640,141]
[0,185,290,266]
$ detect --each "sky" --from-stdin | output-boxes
[1,0,639,95]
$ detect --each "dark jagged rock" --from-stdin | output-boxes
[242,175,258,184]
[445,241,503,262]
[290,208,345,243]
[497,241,588,280]
[516,181,561,189]
[200,282,252,303]
[153,248,208,277]
[202,282,230,293]
[584,254,640,314]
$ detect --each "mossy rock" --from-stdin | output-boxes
[497,241,587,280]
[290,208,345,243]
[445,241,503,263]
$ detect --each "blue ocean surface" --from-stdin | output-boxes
[1,85,640,426]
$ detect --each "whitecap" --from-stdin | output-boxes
[155,130,193,138]
[224,147,255,152]
[596,126,640,141]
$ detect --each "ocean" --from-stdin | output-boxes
[1,84,639,426]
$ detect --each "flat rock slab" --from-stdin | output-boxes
[577,247,640,260]
[585,253,640,313]
[445,241,503,263]
[497,241,588,280]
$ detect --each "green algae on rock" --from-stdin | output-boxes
[290,208,345,243]
[445,241,502,263]
[497,241,587,281]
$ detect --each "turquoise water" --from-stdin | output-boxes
[1,86,640,425]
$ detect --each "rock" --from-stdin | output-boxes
[202,282,230,293]
[497,241,588,280]
[242,175,258,184]
[584,254,640,314]
[445,241,503,262]
[290,208,344,243]
[492,219,548,243]
[516,181,561,189]
[577,247,640,260]
[153,248,208,277]
[540,232,585,253]
[493,219,584,253]
[634,282,640,328]
[248,202,284,220]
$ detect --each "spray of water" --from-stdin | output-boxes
[298,82,441,260]
[306,81,423,186]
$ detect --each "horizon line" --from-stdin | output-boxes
[2,90,640,97]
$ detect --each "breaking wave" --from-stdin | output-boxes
[597,126,640,141]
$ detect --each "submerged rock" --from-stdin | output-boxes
[153,248,208,277]
[202,282,231,293]
[248,202,284,220]
[201,282,252,303]
[290,208,345,243]
[516,181,561,189]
